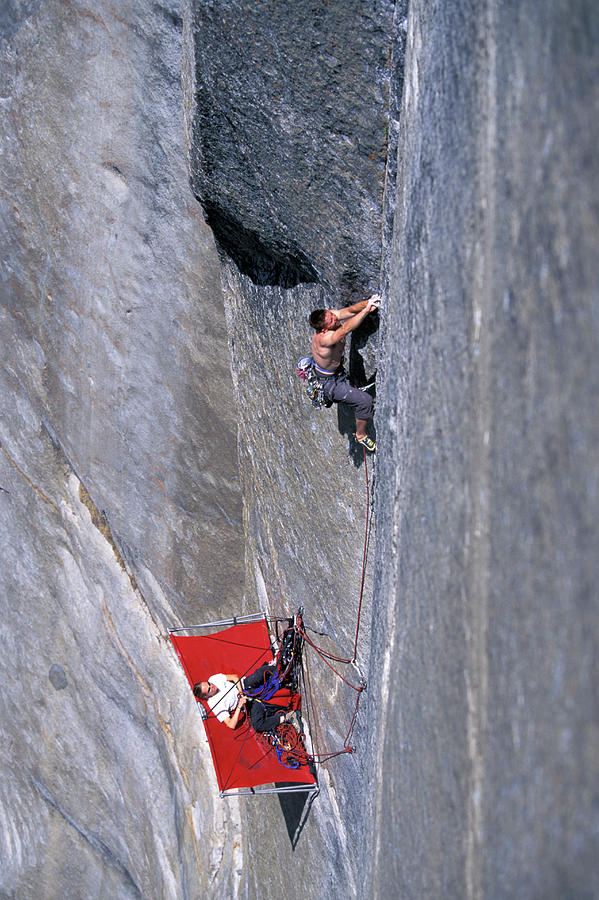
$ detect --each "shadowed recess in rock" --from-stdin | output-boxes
[187,1,391,293]
[201,201,319,288]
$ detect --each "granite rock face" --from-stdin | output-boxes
[184,4,399,891]
[186,0,393,299]
[1,1,243,896]
[2,0,598,898]
[1,0,243,624]
[367,1,599,897]
[186,0,599,897]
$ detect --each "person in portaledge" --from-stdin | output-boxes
[194,664,294,732]
[308,294,380,451]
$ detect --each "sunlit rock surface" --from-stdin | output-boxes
[368,2,599,897]
[183,1,398,890]
[1,1,243,896]
[2,0,598,898]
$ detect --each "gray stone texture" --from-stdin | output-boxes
[1,0,243,896]
[183,1,394,889]
[186,0,393,299]
[2,0,598,897]
[1,0,243,626]
[368,1,599,898]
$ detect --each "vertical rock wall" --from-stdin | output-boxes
[368,1,599,897]
[185,0,393,298]
[1,1,244,896]
[185,0,598,897]
[2,0,597,897]
[1,0,243,624]
[183,1,398,895]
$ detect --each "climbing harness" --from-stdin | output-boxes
[296,356,376,413]
[296,356,333,409]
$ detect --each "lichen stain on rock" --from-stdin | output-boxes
[1,444,59,513]
[78,481,139,594]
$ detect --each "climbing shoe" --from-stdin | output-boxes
[354,434,376,453]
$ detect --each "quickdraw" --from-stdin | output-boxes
[296,356,332,409]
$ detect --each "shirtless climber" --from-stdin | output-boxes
[309,294,380,452]
[193,663,294,733]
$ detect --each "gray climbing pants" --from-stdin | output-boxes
[315,368,373,420]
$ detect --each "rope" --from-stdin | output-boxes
[288,448,371,762]
[298,444,371,668]
[353,446,370,662]
[220,719,254,793]
[343,686,362,748]
[299,626,363,692]
[204,446,373,775]
[199,643,270,724]
[199,617,297,724]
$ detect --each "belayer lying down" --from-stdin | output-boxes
[193,663,299,733]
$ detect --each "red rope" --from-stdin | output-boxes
[300,688,364,764]
[299,444,371,668]
[292,447,371,763]
[343,685,363,747]
[223,448,372,773]
[299,626,363,692]
[353,447,370,662]
[199,643,271,723]
[302,691,363,762]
